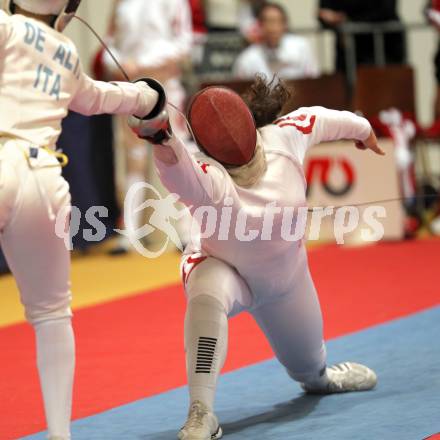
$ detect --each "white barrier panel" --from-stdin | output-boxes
[304,139,405,243]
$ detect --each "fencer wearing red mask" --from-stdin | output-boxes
[129,75,383,440]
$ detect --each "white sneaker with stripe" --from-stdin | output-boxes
[178,401,222,440]
[302,362,377,394]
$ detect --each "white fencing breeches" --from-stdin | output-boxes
[182,250,327,385]
[0,139,75,438]
[0,139,72,324]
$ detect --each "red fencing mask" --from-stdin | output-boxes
[187,87,257,166]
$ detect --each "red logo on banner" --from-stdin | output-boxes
[305,157,355,197]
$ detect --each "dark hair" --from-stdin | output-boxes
[257,2,289,23]
[242,75,292,128]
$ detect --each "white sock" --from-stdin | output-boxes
[34,317,75,440]
[185,294,228,412]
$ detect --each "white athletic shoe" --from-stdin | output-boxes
[302,362,377,394]
[178,401,222,440]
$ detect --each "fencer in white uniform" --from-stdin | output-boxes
[0,1,159,438]
[129,77,381,440]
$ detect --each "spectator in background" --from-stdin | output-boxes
[424,0,440,235]
[189,0,208,67]
[425,0,440,126]
[238,0,266,43]
[318,0,406,73]
[233,2,319,80]
[103,0,193,252]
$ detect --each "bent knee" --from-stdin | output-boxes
[284,343,327,383]
[24,293,72,325]
[187,293,227,314]
[184,257,252,315]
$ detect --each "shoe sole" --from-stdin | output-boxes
[177,425,223,440]
[212,426,223,439]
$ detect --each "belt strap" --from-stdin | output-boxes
[23,146,69,169]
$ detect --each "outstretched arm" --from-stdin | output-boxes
[276,106,383,163]
[69,71,158,117]
[154,136,226,208]
[128,79,225,208]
